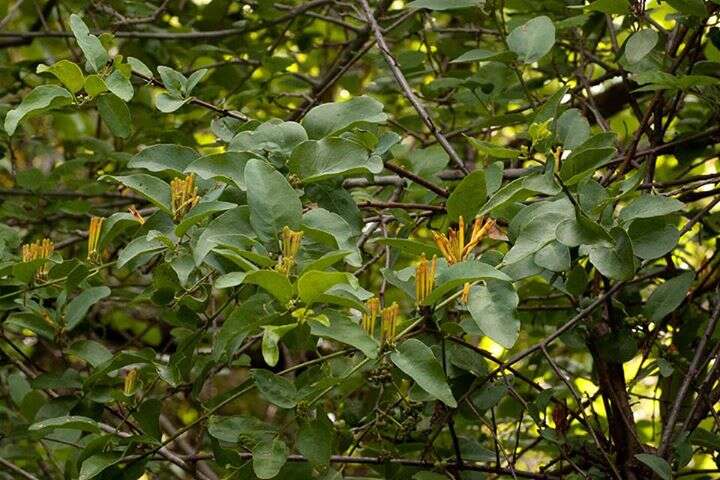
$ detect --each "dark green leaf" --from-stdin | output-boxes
[390,339,457,407]
[129,144,200,174]
[245,159,303,243]
[252,369,298,408]
[65,286,111,331]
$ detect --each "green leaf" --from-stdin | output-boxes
[97,94,131,139]
[135,399,162,441]
[467,137,521,159]
[585,0,629,14]
[298,270,355,305]
[105,69,134,101]
[424,260,510,305]
[253,437,289,479]
[407,0,483,10]
[588,227,636,281]
[643,271,694,321]
[289,137,381,183]
[69,14,109,72]
[65,286,111,331]
[619,195,684,223]
[534,240,570,272]
[505,213,567,265]
[4,85,73,136]
[559,146,616,185]
[102,174,172,214]
[447,170,487,222]
[302,208,362,267]
[664,0,707,17]
[390,339,457,407]
[245,159,303,243]
[117,235,165,269]
[302,96,387,139]
[157,66,187,97]
[627,217,680,260]
[634,454,672,480]
[244,270,294,304]
[556,213,613,247]
[79,454,120,480]
[84,74,107,97]
[451,49,516,63]
[36,60,85,93]
[29,415,101,433]
[297,414,333,467]
[185,151,257,189]
[262,324,297,367]
[310,311,379,358]
[507,16,556,64]
[128,56,153,77]
[625,29,659,64]
[208,415,277,444]
[175,201,236,237]
[556,108,590,149]
[689,428,720,449]
[129,144,200,174]
[230,119,308,154]
[251,369,298,408]
[69,340,112,367]
[185,68,207,95]
[468,280,520,348]
[156,93,191,113]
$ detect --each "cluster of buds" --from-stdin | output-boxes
[381,302,400,345]
[432,216,495,265]
[415,254,436,305]
[170,175,200,220]
[128,206,145,225]
[21,238,54,281]
[276,226,303,274]
[87,216,104,263]
[361,297,380,336]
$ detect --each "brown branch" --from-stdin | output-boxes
[658,296,720,456]
[357,200,445,211]
[184,452,560,479]
[358,0,468,173]
[0,457,40,480]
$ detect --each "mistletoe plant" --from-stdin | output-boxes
[1,2,720,480]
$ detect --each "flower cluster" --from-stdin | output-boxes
[21,238,54,281]
[415,254,436,305]
[87,216,104,263]
[432,216,495,264]
[276,226,303,274]
[381,302,400,345]
[170,175,200,220]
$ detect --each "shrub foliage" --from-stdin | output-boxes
[1,1,720,479]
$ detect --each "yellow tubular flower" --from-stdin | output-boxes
[21,238,55,281]
[276,226,303,274]
[415,254,437,305]
[362,297,381,336]
[381,302,400,345]
[170,175,200,220]
[281,226,303,259]
[124,368,138,396]
[87,216,104,262]
[128,206,145,225]
[460,282,472,304]
[432,216,495,264]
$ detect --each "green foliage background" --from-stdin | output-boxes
[1,0,720,479]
